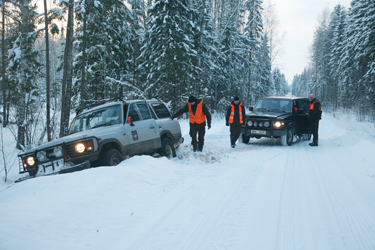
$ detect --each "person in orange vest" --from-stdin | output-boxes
[225,96,246,148]
[307,93,321,146]
[171,96,212,152]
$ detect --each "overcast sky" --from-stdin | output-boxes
[273,0,352,84]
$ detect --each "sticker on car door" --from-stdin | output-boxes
[131,130,139,141]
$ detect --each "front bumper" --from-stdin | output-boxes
[19,156,91,175]
[241,127,287,138]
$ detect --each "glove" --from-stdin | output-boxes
[208,124,211,130]
[170,115,174,120]
[226,122,229,126]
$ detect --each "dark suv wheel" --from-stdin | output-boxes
[242,134,250,144]
[281,126,294,146]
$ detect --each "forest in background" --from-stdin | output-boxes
[292,0,375,122]
[0,0,373,150]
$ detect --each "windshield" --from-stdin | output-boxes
[254,99,292,112]
[69,105,121,134]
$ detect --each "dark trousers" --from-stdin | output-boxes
[230,124,242,146]
[189,123,206,151]
[310,121,319,143]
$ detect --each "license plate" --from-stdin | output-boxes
[251,129,266,135]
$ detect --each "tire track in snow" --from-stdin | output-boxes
[275,149,296,250]
[126,147,284,250]
[307,145,375,249]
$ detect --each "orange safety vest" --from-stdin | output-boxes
[188,101,206,124]
[229,103,243,124]
[309,99,321,111]
[310,99,322,120]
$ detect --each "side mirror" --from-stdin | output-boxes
[249,107,254,111]
[127,116,135,126]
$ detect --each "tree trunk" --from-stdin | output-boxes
[44,0,51,141]
[59,0,74,137]
[17,0,29,149]
[80,9,87,110]
[1,3,6,127]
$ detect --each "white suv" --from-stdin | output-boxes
[18,100,183,177]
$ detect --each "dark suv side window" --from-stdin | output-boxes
[151,103,171,118]
[299,100,310,113]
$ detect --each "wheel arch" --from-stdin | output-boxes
[160,131,175,144]
[99,139,123,156]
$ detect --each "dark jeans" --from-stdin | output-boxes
[230,124,242,145]
[310,121,319,143]
[189,123,206,151]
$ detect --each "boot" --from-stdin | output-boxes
[192,141,197,152]
[309,141,318,146]
[198,141,204,152]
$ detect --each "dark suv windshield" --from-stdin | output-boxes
[69,105,121,134]
[255,99,292,112]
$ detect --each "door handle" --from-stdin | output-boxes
[149,125,155,129]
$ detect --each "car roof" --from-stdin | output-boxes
[78,99,159,115]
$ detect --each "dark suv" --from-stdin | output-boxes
[241,96,312,146]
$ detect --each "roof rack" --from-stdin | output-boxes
[75,97,126,115]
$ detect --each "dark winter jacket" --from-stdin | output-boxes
[172,99,212,126]
[308,98,321,122]
[226,101,245,125]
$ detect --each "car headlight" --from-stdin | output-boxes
[274,121,284,128]
[247,121,253,126]
[264,121,270,127]
[37,151,47,162]
[75,143,85,153]
[254,121,258,127]
[54,146,63,157]
[259,122,263,127]
[27,156,35,166]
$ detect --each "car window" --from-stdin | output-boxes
[148,103,158,119]
[280,100,292,112]
[69,105,121,134]
[136,101,152,120]
[299,101,310,113]
[151,103,171,118]
[128,103,140,122]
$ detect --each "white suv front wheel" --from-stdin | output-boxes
[102,148,124,166]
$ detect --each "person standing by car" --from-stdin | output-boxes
[307,93,321,146]
[226,96,245,148]
[171,96,212,152]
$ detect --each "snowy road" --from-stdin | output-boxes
[1,114,375,250]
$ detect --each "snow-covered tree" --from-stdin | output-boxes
[7,0,43,148]
[73,0,132,110]
[143,0,198,112]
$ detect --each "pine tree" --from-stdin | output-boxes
[244,0,264,103]
[144,0,198,112]
[328,4,347,108]
[8,0,42,148]
[190,0,219,110]
[74,0,131,109]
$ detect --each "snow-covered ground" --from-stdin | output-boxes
[1,113,375,250]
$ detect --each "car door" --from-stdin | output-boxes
[125,101,161,155]
[294,99,312,135]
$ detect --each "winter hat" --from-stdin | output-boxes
[234,96,240,101]
[310,93,316,99]
[188,96,197,103]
